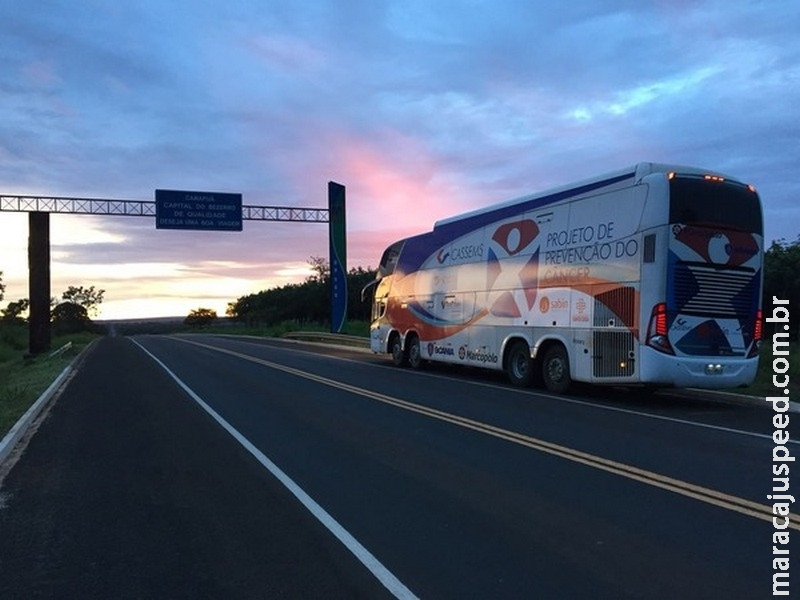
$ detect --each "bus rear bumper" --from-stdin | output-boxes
[640,349,759,389]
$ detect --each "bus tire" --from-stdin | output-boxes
[506,340,533,387]
[542,344,572,394]
[390,333,407,367]
[407,334,423,369]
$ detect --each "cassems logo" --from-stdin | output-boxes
[436,244,484,264]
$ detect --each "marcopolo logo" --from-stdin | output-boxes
[459,346,499,364]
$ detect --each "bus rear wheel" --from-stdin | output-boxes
[542,344,572,393]
[407,334,423,369]
[506,340,533,387]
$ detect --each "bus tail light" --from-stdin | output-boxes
[646,303,674,354]
[753,309,763,341]
[748,309,763,358]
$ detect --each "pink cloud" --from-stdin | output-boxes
[321,129,472,232]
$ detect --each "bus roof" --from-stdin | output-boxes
[432,162,745,231]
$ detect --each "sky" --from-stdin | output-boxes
[1,0,798,320]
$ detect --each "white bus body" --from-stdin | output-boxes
[366,163,764,392]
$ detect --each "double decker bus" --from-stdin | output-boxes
[364,162,763,393]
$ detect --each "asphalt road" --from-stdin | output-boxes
[0,334,797,599]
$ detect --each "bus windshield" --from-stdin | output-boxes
[669,176,762,233]
[378,240,404,277]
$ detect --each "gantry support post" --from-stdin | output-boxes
[328,182,347,333]
[28,212,51,355]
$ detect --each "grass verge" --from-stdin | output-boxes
[741,342,799,399]
[0,327,95,439]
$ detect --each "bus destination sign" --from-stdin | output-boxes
[155,189,243,231]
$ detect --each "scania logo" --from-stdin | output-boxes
[427,343,454,357]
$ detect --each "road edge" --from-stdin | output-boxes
[669,387,800,413]
[0,341,94,468]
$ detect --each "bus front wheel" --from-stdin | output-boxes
[390,334,407,367]
[542,344,572,394]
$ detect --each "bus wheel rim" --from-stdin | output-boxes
[548,358,564,382]
[513,354,527,378]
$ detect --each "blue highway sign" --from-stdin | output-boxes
[155,189,243,231]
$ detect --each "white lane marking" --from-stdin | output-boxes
[193,334,797,445]
[131,338,418,600]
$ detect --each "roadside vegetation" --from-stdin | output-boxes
[0,326,94,437]
[747,342,799,398]
[750,236,800,398]
[0,275,105,437]
[223,257,375,328]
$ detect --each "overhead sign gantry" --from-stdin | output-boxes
[1,183,347,354]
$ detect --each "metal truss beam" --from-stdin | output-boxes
[0,195,329,223]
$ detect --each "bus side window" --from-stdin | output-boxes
[643,234,656,263]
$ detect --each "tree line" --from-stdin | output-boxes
[763,236,800,339]
[0,278,105,335]
[223,257,376,328]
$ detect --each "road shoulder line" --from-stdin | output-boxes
[131,337,418,600]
